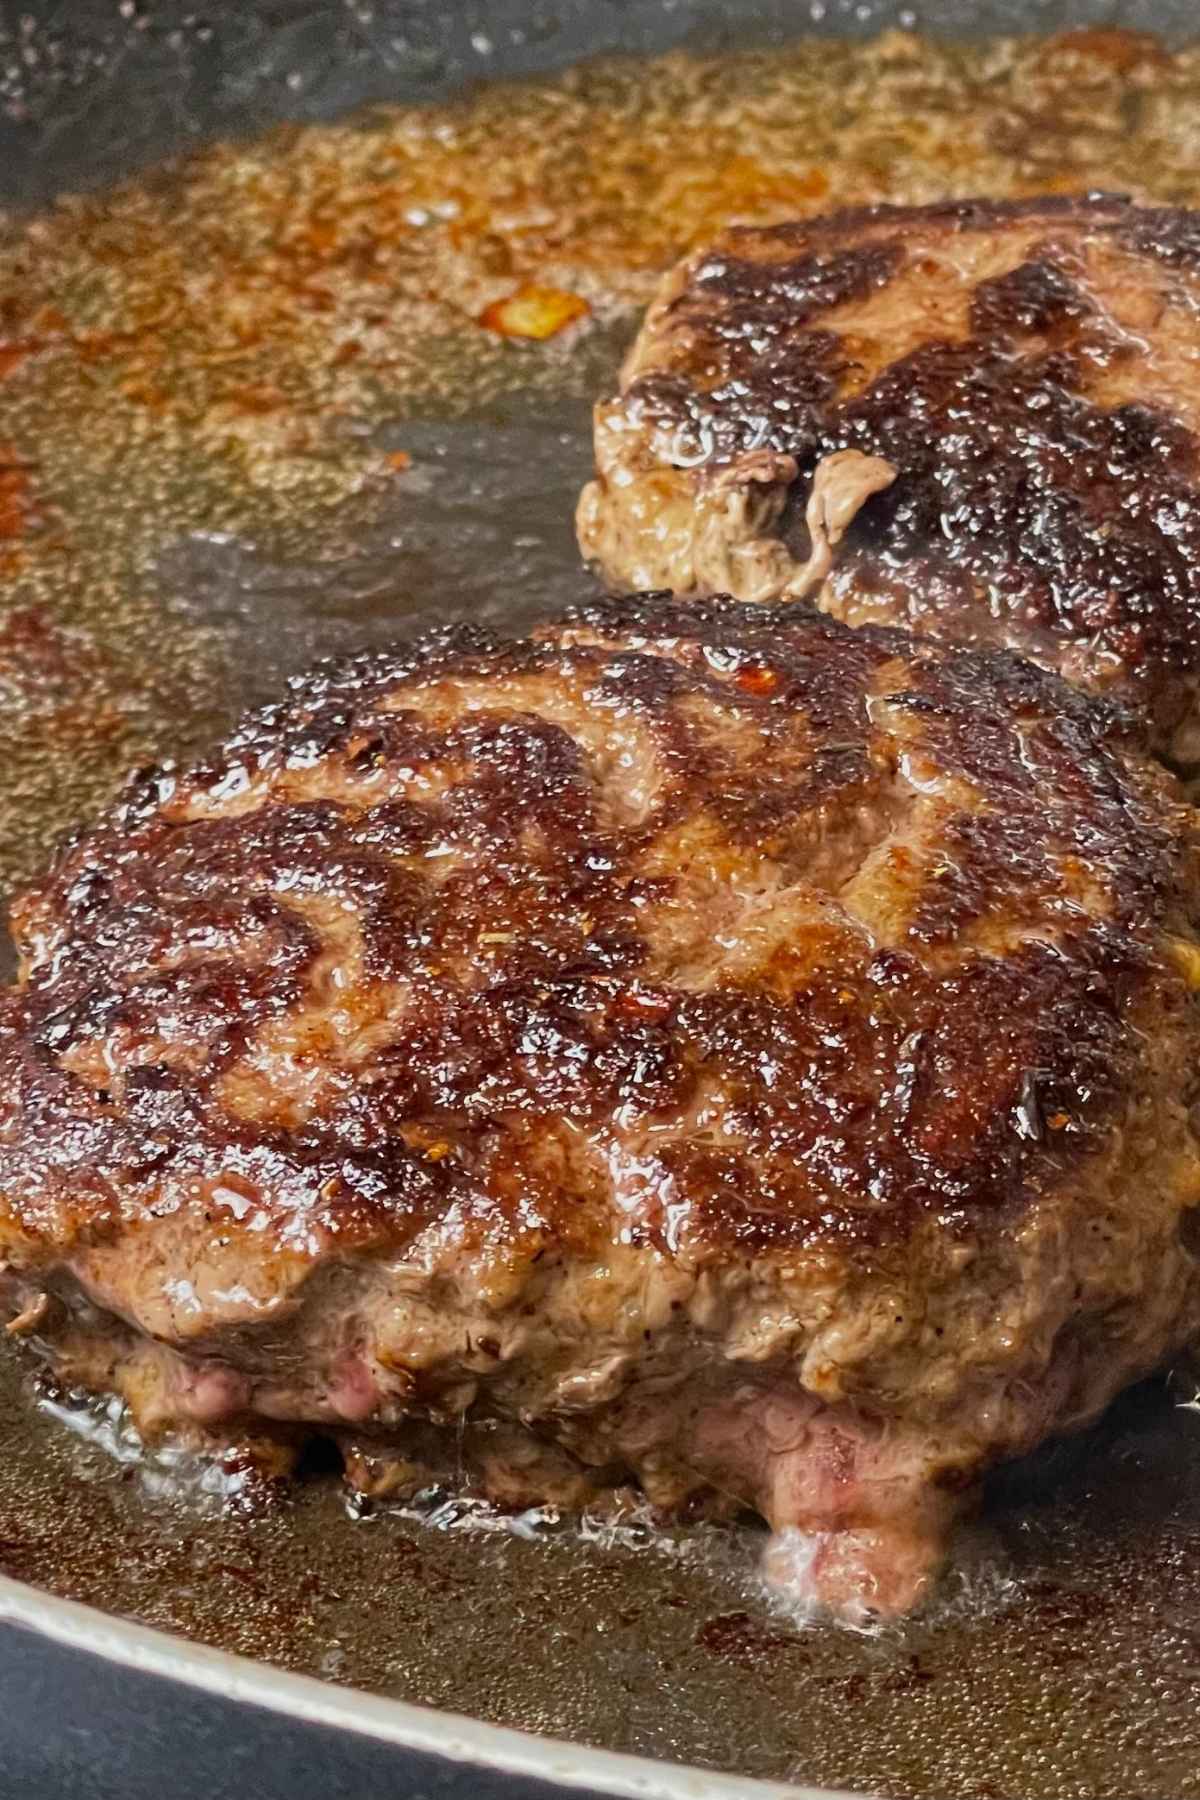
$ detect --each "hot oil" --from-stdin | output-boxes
[3,23,1200,1799]
[7,1353,1200,1799]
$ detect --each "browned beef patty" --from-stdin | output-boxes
[578,196,1200,762]
[2,593,1200,1618]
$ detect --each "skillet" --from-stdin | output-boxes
[3,5,1200,1797]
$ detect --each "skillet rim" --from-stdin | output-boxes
[0,1572,863,1800]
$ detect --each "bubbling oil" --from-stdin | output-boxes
[2,24,1200,1798]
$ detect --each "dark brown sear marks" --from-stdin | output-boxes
[691,240,903,319]
[823,350,1200,666]
[1118,204,1200,268]
[0,593,1191,1277]
[968,258,1095,336]
[615,197,1200,744]
[636,242,902,466]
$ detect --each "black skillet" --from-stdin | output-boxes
[2,5,1200,1799]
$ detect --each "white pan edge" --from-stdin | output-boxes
[0,1572,866,1800]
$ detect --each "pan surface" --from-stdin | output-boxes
[4,5,1200,1797]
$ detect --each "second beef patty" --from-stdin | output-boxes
[578,195,1200,762]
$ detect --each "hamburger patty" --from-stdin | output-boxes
[2,593,1200,1618]
[577,195,1200,762]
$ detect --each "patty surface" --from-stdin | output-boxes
[3,593,1200,1616]
[578,195,1200,762]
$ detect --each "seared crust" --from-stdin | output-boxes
[1,593,1198,1324]
[2,595,1200,1603]
[578,195,1200,760]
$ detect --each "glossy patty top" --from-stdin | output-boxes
[0,593,1196,1330]
[579,196,1200,760]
